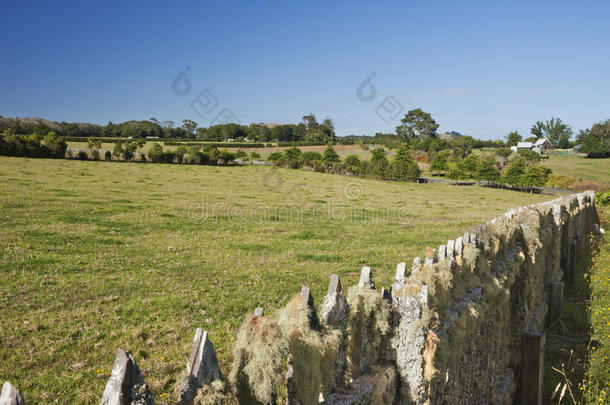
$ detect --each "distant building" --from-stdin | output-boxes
[533,138,553,152]
[510,138,554,154]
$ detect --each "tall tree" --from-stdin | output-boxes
[505,131,522,146]
[530,117,573,148]
[395,108,439,141]
[321,117,336,142]
[391,143,421,181]
[181,119,198,136]
[322,143,339,164]
[576,119,610,158]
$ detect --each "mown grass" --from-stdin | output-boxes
[67,141,371,161]
[543,156,610,185]
[0,156,552,403]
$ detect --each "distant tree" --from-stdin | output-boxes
[576,119,610,158]
[459,154,480,178]
[495,148,512,170]
[395,108,439,141]
[531,117,572,148]
[112,141,124,159]
[447,166,467,184]
[87,137,102,150]
[370,147,387,163]
[475,158,501,184]
[517,149,542,165]
[503,157,526,186]
[218,150,235,164]
[234,150,248,159]
[174,146,188,162]
[123,140,137,161]
[322,143,340,164]
[505,131,522,147]
[267,152,283,162]
[520,166,549,189]
[321,117,336,142]
[302,151,322,162]
[429,151,449,175]
[147,143,165,162]
[343,154,360,166]
[302,114,319,132]
[284,146,302,161]
[391,143,421,181]
[449,136,475,159]
[180,119,197,136]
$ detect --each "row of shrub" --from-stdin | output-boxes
[267,144,421,182]
[162,141,268,148]
[65,142,238,166]
[428,148,553,189]
[0,130,67,158]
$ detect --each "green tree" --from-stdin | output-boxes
[520,166,548,189]
[147,143,165,162]
[495,148,512,169]
[370,148,387,163]
[321,117,336,142]
[429,151,449,175]
[322,143,340,164]
[174,146,188,162]
[302,151,322,162]
[284,146,302,161]
[234,150,248,160]
[576,119,610,158]
[449,136,475,159]
[391,143,421,181]
[503,157,526,186]
[395,108,439,141]
[531,117,573,148]
[475,158,500,184]
[459,154,480,178]
[123,140,137,161]
[447,166,467,184]
[112,141,124,159]
[517,149,541,165]
[505,131,522,147]
[267,152,282,162]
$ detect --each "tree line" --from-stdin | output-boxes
[0,113,337,144]
[266,143,421,182]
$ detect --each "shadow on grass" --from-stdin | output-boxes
[543,235,602,404]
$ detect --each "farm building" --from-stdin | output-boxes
[510,138,553,154]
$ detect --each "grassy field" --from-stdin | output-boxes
[67,141,372,161]
[0,156,553,403]
[543,155,610,184]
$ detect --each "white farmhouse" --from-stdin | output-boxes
[510,138,553,154]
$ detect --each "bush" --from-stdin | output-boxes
[174,146,188,162]
[595,191,610,207]
[234,150,248,159]
[545,173,575,189]
[0,130,67,158]
[250,152,261,159]
[322,143,340,165]
[302,151,322,162]
[268,152,283,162]
[391,144,420,181]
[77,150,88,160]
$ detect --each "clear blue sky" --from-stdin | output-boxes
[1,1,609,139]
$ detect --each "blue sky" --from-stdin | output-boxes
[1,0,609,139]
